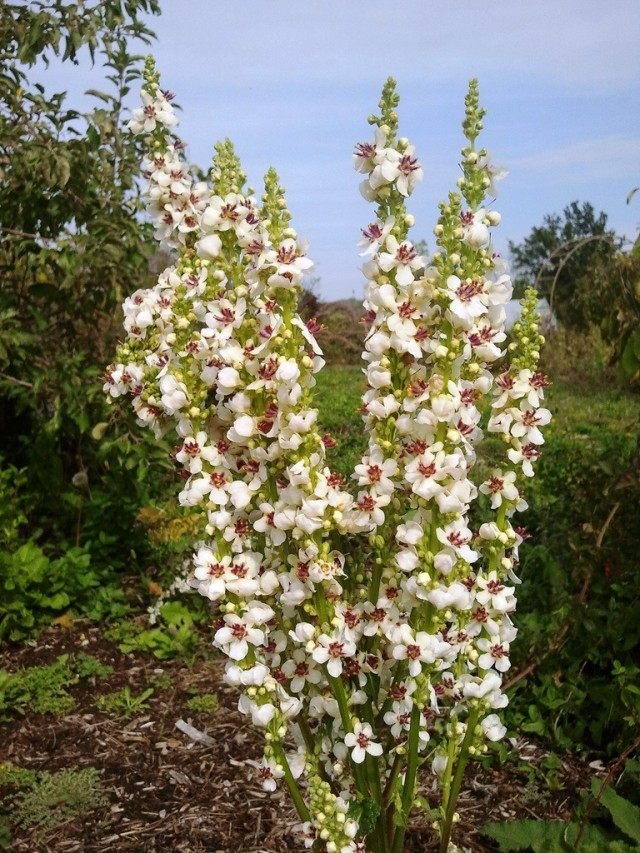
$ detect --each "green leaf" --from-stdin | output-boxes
[481,820,614,852]
[392,788,407,828]
[482,820,567,851]
[85,89,114,104]
[620,332,640,378]
[38,592,70,610]
[594,780,640,844]
[357,799,381,837]
[91,422,109,440]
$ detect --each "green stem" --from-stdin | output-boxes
[298,717,316,754]
[328,672,353,733]
[370,557,384,603]
[439,725,458,818]
[391,704,421,853]
[327,672,369,797]
[382,753,403,805]
[366,752,388,853]
[274,743,310,822]
[439,707,481,853]
[383,753,403,851]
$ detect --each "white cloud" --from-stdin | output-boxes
[511,135,640,183]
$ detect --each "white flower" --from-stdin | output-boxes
[460,209,490,248]
[353,491,390,529]
[159,374,188,415]
[247,758,284,792]
[461,671,507,708]
[480,470,519,509]
[195,233,222,259]
[225,662,269,687]
[396,520,424,546]
[228,414,256,442]
[228,480,253,510]
[475,571,516,613]
[354,448,398,495]
[176,432,220,474]
[392,625,450,676]
[311,633,356,677]
[344,721,383,764]
[214,602,273,661]
[383,703,413,738]
[238,695,278,727]
[404,445,460,501]
[282,650,322,693]
[427,581,473,611]
[217,367,242,394]
[191,550,230,601]
[358,217,394,255]
[476,637,511,673]
[392,145,423,197]
[267,239,313,288]
[201,193,242,232]
[378,237,424,287]
[353,128,388,175]
[436,519,478,564]
[446,275,487,329]
[480,713,507,742]
[507,441,541,477]
[215,615,263,661]
[509,403,552,445]
[128,89,177,134]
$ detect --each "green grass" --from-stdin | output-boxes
[546,376,638,438]
[0,654,115,720]
[314,365,638,480]
[315,365,366,477]
[185,692,219,713]
[95,685,154,718]
[14,767,106,835]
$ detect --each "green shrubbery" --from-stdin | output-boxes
[508,414,639,754]
[482,763,640,851]
[0,1,188,643]
[0,654,113,720]
[0,764,107,840]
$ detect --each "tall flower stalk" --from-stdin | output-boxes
[106,61,549,852]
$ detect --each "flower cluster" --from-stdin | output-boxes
[128,57,209,250]
[106,65,549,853]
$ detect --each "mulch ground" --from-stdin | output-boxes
[1,624,596,852]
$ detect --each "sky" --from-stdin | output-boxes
[35,1,640,301]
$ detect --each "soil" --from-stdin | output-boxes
[0,623,596,852]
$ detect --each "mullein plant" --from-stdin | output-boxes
[105,59,549,852]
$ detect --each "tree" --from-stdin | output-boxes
[0,2,168,566]
[509,201,619,327]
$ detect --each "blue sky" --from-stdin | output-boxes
[37,1,640,300]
